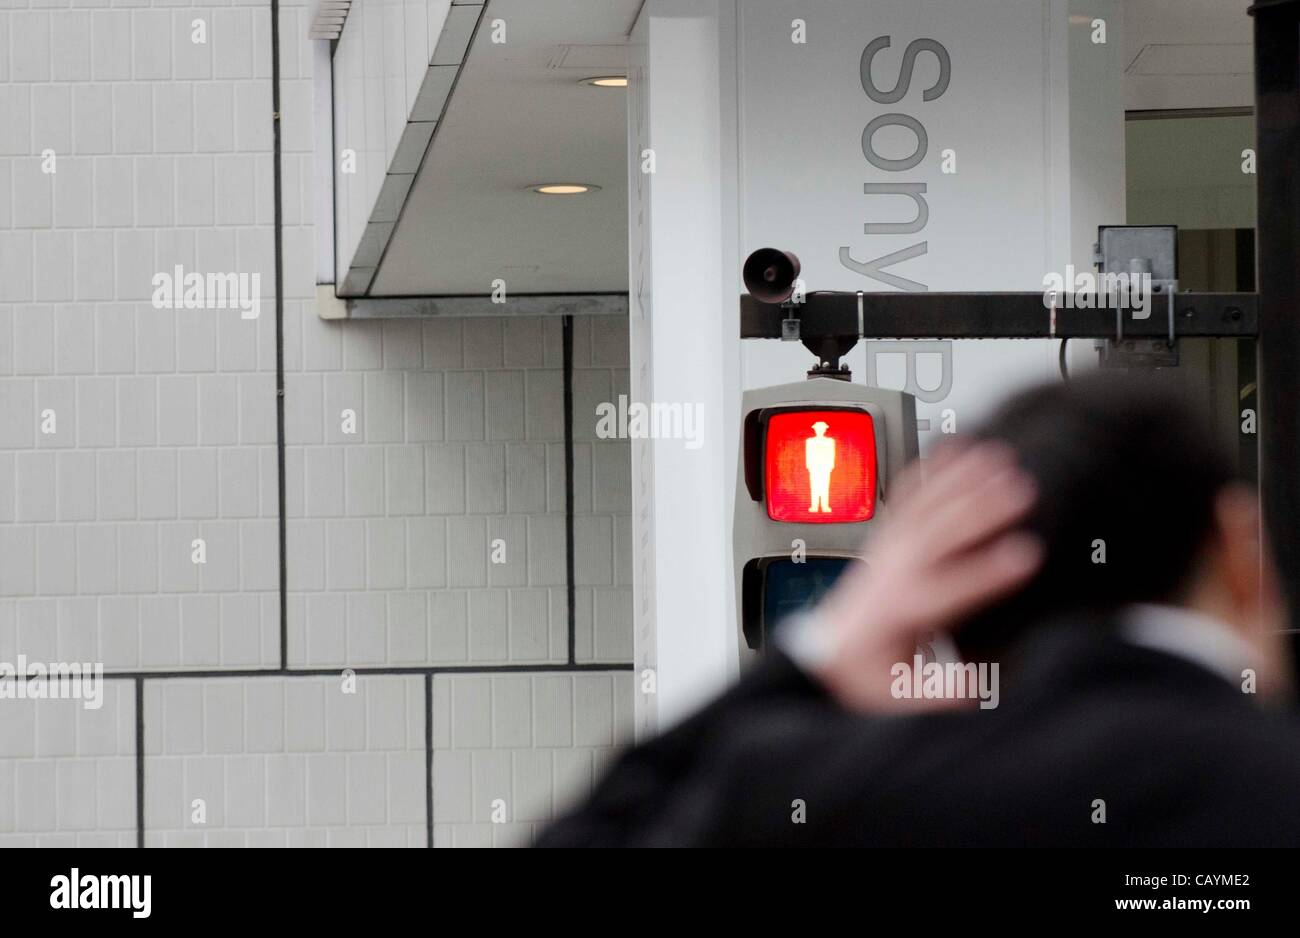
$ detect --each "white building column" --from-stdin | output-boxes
[627,0,742,734]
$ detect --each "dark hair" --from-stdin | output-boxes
[954,370,1240,662]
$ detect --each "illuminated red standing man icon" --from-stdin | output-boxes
[805,420,836,513]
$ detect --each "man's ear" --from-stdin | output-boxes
[1211,483,1263,613]
[1213,483,1293,701]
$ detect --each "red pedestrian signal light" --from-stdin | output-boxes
[763,409,877,523]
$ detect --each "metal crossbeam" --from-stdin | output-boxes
[740,292,1257,340]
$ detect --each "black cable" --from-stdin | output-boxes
[1058,337,1070,381]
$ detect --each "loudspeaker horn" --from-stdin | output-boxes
[742,248,802,304]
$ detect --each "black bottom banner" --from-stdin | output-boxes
[0,847,1287,923]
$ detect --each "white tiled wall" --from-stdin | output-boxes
[143,674,426,847]
[332,0,460,281]
[284,313,576,668]
[570,316,634,664]
[432,670,632,847]
[0,1,282,672]
[0,0,634,847]
[0,681,136,848]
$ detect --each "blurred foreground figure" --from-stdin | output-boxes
[538,373,1300,847]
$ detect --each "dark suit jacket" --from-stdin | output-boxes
[537,621,1300,846]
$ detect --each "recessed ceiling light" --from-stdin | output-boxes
[530,183,601,195]
[581,76,627,88]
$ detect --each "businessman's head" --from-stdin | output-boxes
[954,371,1286,688]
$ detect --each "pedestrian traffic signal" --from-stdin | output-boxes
[762,408,878,523]
[734,379,918,656]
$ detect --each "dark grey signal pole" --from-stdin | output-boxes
[1252,0,1300,665]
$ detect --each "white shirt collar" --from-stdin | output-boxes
[1120,603,1253,686]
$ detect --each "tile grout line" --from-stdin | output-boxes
[424,672,434,848]
[134,676,144,849]
[563,315,576,665]
[271,0,288,673]
[94,663,633,682]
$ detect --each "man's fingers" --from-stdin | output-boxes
[931,532,1044,623]
[886,453,929,511]
[849,444,1036,627]
[901,442,1018,522]
[915,463,1037,562]
[888,438,968,509]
